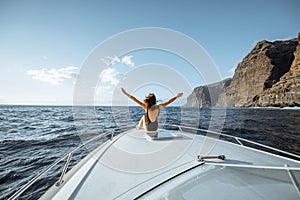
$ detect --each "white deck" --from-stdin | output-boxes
[40,128,300,200]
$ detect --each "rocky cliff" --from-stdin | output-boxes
[252,34,300,107]
[186,33,300,107]
[186,78,231,107]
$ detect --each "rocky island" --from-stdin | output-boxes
[186,33,300,107]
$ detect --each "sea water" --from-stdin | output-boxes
[0,105,299,199]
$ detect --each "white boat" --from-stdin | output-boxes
[9,125,300,200]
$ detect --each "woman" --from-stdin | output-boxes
[121,88,183,133]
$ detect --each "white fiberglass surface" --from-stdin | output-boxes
[142,165,300,200]
[100,129,194,173]
[112,129,185,154]
[47,128,300,200]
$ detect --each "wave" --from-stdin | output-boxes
[1,105,300,200]
[59,115,74,122]
[281,106,300,110]
[249,106,300,110]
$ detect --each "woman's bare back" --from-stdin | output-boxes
[146,105,159,122]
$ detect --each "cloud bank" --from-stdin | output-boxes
[27,66,78,85]
[97,55,135,92]
[99,67,120,86]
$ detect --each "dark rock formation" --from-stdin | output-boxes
[252,36,300,107]
[224,38,298,107]
[186,33,300,108]
[186,78,231,107]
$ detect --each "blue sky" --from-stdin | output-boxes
[0,0,299,105]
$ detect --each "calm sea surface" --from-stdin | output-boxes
[0,105,299,199]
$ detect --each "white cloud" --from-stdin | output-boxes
[121,55,134,67]
[100,56,120,66]
[27,66,78,85]
[98,55,134,89]
[99,67,120,86]
[101,55,134,67]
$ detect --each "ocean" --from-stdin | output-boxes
[0,105,300,199]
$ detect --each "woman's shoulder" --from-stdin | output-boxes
[158,104,165,109]
[150,104,160,110]
[154,104,160,109]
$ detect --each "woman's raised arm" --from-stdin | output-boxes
[121,88,145,109]
[159,93,183,109]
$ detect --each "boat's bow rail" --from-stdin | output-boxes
[134,124,300,199]
[164,123,300,161]
[8,124,300,200]
[7,125,135,200]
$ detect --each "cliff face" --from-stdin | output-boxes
[186,33,300,108]
[252,35,300,107]
[225,38,298,107]
[186,78,231,107]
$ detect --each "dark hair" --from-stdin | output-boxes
[144,93,156,110]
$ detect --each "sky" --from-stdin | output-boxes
[0,0,299,105]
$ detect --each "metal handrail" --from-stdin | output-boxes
[234,137,244,145]
[8,123,299,199]
[8,151,71,200]
[56,152,73,187]
[162,123,300,160]
[285,164,300,197]
[205,162,300,171]
[8,124,134,200]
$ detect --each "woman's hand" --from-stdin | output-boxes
[121,88,145,108]
[176,93,183,98]
[121,88,129,96]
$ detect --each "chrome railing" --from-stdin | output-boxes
[163,124,300,197]
[8,123,300,200]
[56,152,73,187]
[8,125,134,200]
[163,123,300,160]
